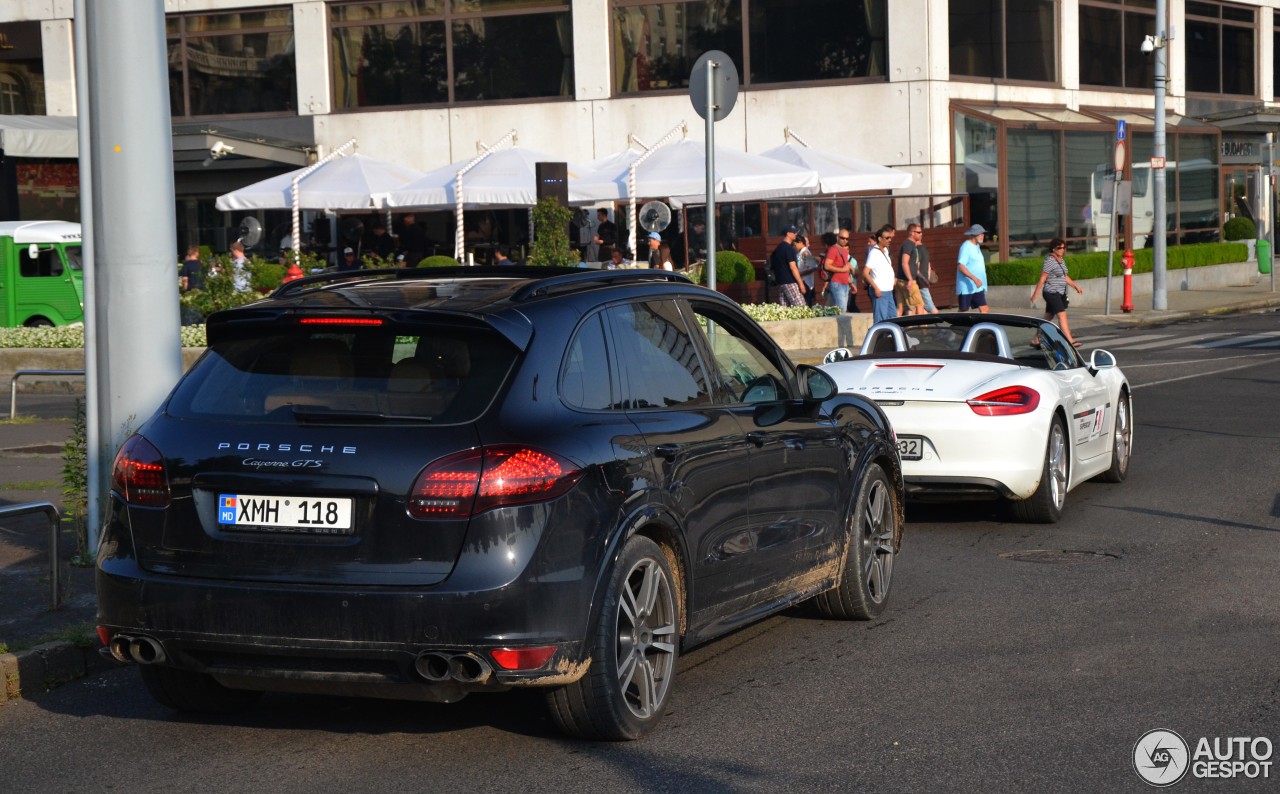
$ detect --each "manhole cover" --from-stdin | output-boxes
[998,549,1120,564]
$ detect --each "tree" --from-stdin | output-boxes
[528,196,579,267]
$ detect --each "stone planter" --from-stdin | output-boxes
[715,280,767,304]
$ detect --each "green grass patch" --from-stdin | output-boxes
[0,479,58,490]
[3,623,97,653]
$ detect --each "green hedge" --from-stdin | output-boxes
[987,242,1248,286]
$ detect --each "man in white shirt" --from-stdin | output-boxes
[863,224,898,322]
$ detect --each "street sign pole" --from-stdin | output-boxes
[689,50,738,294]
[705,57,716,292]
[1105,135,1125,317]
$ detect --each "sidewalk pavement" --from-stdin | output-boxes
[1,275,1277,704]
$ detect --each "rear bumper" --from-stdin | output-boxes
[96,493,607,695]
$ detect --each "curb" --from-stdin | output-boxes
[0,633,118,705]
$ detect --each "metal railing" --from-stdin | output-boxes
[9,369,85,420]
[0,502,62,609]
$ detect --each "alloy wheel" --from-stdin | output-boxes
[861,478,895,604]
[615,557,677,720]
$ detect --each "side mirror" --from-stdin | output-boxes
[1089,349,1116,370]
[29,243,40,259]
[797,364,837,400]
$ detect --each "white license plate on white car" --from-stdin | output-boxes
[897,436,925,461]
[218,494,354,534]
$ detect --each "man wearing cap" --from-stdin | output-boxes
[646,231,663,269]
[956,224,990,313]
[338,246,360,272]
[770,225,805,306]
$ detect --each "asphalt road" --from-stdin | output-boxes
[2,311,1278,793]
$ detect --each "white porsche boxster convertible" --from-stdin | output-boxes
[821,314,1132,523]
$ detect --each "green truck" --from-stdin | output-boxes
[0,220,84,327]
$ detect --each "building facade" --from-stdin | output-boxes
[3,0,1279,263]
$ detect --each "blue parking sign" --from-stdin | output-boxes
[1117,120,1127,141]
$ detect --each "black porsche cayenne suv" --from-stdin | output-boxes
[98,266,902,740]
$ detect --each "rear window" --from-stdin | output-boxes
[168,324,518,424]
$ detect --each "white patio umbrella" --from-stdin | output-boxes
[384,145,562,210]
[214,152,426,211]
[757,140,912,193]
[571,138,820,205]
[572,136,820,256]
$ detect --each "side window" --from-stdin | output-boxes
[562,313,614,411]
[606,300,711,410]
[686,302,792,405]
[19,249,63,278]
[1038,322,1079,370]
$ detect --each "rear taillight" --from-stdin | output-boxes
[111,434,171,507]
[967,386,1041,416]
[407,446,583,519]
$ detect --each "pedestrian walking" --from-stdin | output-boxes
[956,224,990,313]
[822,229,855,312]
[864,224,898,322]
[1030,237,1085,347]
[770,225,806,306]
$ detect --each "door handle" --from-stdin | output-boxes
[745,432,767,448]
[654,443,679,460]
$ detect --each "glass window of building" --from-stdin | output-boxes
[1078,0,1155,89]
[1185,1,1255,96]
[612,0,885,94]
[953,105,1219,259]
[949,0,1056,83]
[330,0,573,109]
[0,22,46,115]
[167,9,297,118]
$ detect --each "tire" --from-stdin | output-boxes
[24,317,54,328]
[546,535,680,741]
[1010,416,1068,524]
[139,665,263,714]
[814,463,898,620]
[1096,390,1132,483]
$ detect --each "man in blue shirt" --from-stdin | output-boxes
[770,225,805,306]
[955,224,989,313]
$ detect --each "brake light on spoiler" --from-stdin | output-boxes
[967,386,1041,416]
[298,317,384,326]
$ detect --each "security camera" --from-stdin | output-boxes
[210,141,235,159]
[1141,35,1156,54]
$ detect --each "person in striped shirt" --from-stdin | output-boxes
[1030,237,1085,347]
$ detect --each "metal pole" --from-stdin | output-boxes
[705,57,717,292]
[1152,0,1168,310]
[86,0,183,548]
[1271,133,1277,293]
[73,0,101,552]
[1105,175,1119,316]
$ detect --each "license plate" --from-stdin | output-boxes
[897,436,925,461]
[218,494,353,534]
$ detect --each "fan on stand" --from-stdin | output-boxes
[235,217,263,248]
[639,201,672,235]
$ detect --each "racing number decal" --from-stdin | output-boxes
[1091,405,1108,440]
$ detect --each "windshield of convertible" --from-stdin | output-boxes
[870,319,1078,371]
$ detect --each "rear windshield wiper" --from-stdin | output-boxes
[289,406,435,424]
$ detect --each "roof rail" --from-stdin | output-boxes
[510,270,692,302]
[269,265,691,302]
[269,265,587,299]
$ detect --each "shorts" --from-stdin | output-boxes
[906,282,924,308]
[957,290,988,311]
[1044,291,1069,315]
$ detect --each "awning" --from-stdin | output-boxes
[0,115,79,158]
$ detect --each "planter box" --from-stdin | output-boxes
[716,280,767,304]
[986,260,1260,309]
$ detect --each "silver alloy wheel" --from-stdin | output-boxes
[1113,396,1131,471]
[861,478,895,604]
[1048,422,1068,509]
[615,557,677,720]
